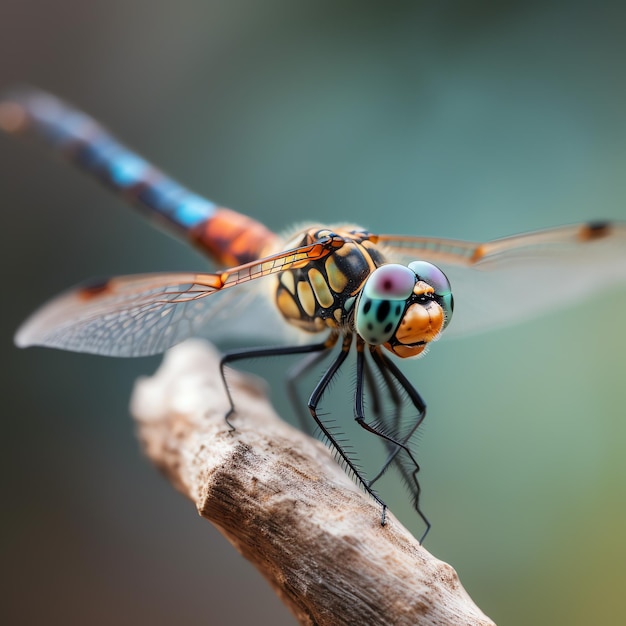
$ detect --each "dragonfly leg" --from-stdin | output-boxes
[362,354,384,422]
[362,349,404,452]
[371,346,429,542]
[307,332,388,526]
[355,341,430,541]
[361,354,408,486]
[286,348,334,433]
[220,333,339,430]
[367,347,426,487]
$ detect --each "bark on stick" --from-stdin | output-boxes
[131,339,495,626]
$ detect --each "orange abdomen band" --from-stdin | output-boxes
[189,207,281,267]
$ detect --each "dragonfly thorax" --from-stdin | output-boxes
[355,262,454,358]
[275,227,387,333]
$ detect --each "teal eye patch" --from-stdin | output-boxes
[356,264,416,344]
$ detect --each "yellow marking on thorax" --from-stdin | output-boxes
[360,238,378,250]
[325,256,348,293]
[277,289,300,320]
[297,281,316,317]
[334,242,357,257]
[364,247,378,272]
[280,271,296,294]
[308,268,334,308]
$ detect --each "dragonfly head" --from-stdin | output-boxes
[355,262,453,358]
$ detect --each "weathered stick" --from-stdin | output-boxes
[131,339,495,626]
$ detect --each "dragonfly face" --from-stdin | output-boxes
[3,87,626,543]
[355,261,453,358]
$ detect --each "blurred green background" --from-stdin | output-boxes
[2,1,625,624]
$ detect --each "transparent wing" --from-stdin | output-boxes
[15,235,343,356]
[378,222,626,338]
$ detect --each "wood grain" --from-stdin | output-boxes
[132,339,495,626]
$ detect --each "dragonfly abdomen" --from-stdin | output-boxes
[275,227,387,333]
[189,207,280,267]
[0,88,280,267]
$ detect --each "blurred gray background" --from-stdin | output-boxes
[2,1,625,624]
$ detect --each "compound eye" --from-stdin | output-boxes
[408,261,450,295]
[364,264,416,300]
[408,260,454,329]
[356,265,415,345]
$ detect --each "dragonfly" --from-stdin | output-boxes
[3,88,626,542]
